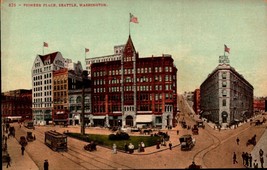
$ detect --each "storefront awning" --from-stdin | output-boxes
[136,115,153,123]
[7,116,22,119]
[92,116,106,119]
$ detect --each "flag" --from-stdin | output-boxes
[224,44,230,54]
[85,48,89,53]
[43,42,48,47]
[130,13,138,23]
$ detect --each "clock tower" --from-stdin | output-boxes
[121,35,138,127]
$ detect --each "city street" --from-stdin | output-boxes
[2,112,267,169]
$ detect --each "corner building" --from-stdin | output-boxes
[200,56,254,125]
[90,36,178,128]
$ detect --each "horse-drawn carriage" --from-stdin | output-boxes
[9,126,15,137]
[246,135,256,146]
[181,120,187,129]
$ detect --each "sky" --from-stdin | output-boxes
[1,0,267,96]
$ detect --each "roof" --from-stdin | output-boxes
[39,52,59,64]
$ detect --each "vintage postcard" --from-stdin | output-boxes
[1,0,267,169]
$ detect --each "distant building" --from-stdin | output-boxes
[85,45,125,78]
[1,89,32,122]
[184,91,194,108]
[193,89,201,115]
[32,52,66,125]
[253,97,265,114]
[200,55,254,125]
[90,36,178,128]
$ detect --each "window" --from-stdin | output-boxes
[222,72,227,79]
[222,90,227,96]
[165,66,169,72]
[222,99,226,106]
[222,81,227,87]
[155,117,162,124]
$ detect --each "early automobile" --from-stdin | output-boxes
[26,132,34,142]
[179,134,195,151]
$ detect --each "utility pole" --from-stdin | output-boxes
[80,71,87,135]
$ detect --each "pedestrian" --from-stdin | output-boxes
[176,130,179,135]
[253,159,258,168]
[124,143,128,153]
[169,141,172,150]
[44,159,49,170]
[21,145,25,155]
[156,140,160,149]
[128,143,134,154]
[6,154,11,168]
[141,141,145,152]
[260,156,264,168]
[248,154,252,167]
[236,137,240,145]
[242,152,246,165]
[4,135,7,144]
[33,135,36,140]
[259,149,264,157]
[138,143,141,152]
[112,143,117,154]
[233,152,238,164]
[245,152,249,166]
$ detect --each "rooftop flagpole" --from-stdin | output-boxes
[129,13,131,36]
[129,13,138,36]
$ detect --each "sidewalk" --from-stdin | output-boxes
[2,136,39,170]
[250,128,267,168]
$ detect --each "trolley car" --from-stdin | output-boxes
[44,130,68,151]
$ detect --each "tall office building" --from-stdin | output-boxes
[31,52,66,125]
[200,55,254,125]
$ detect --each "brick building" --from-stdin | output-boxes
[253,97,266,114]
[90,36,178,128]
[1,89,32,122]
[52,68,69,125]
